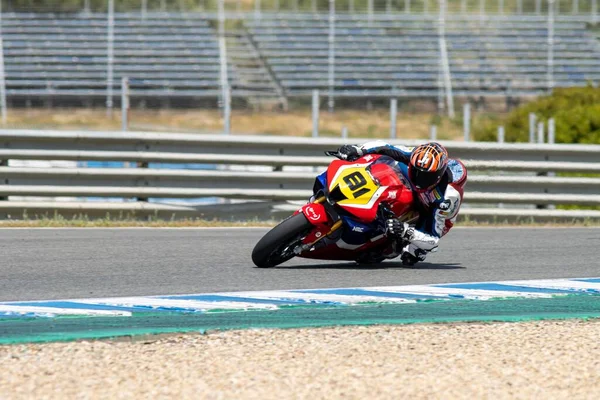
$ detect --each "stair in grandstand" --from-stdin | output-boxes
[226,29,288,110]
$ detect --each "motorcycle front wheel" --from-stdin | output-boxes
[251,213,313,268]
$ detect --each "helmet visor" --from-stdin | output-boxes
[409,167,443,191]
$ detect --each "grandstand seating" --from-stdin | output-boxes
[1,12,599,104]
[246,14,600,98]
[0,12,261,102]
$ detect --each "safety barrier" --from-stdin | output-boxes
[1,129,599,221]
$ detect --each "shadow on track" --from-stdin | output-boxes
[276,262,464,270]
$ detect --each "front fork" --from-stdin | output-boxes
[294,196,343,254]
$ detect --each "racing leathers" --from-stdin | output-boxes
[340,141,468,265]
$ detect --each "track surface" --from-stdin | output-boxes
[1,227,599,302]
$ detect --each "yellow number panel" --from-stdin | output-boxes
[330,165,379,206]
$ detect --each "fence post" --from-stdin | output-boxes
[547,118,556,200]
[497,126,505,144]
[529,113,536,143]
[141,0,147,18]
[328,0,335,113]
[572,0,578,13]
[255,0,261,18]
[548,118,555,144]
[593,0,598,24]
[224,86,231,135]
[106,0,115,117]
[390,98,398,139]
[536,0,541,14]
[438,0,455,118]
[218,0,230,135]
[430,125,437,140]
[0,7,7,126]
[312,0,317,13]
[121,77,129,131]
[463,103,471,141]
[499,0,504,14]
[312,90,320,138]
[548,0,555,93]
[342,126,348,141]
[517,0,523,13]
[536,121,548,209]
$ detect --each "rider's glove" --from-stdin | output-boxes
[401,244,427,266]
[385,219,414,241]
[337,145,363,161]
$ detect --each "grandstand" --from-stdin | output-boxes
[248,14,600,98]
[1,12,251,106]
[0,9,599,107]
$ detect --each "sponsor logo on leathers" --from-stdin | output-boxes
[439,199,451,211]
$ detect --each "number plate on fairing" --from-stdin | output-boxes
[329,165,380,206]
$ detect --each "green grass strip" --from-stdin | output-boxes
[1,295,599,344]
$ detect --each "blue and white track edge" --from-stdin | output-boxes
[1,277,599,318]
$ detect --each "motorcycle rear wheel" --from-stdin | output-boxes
[251,213,313,268]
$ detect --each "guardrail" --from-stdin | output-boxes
[1,129,600,221]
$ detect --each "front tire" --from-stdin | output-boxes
[252,213,313,268]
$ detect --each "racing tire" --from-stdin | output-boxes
[252,213,313,268]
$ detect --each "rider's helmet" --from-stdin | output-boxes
[408,142,449,192]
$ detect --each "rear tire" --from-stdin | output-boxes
[252,213,313,268]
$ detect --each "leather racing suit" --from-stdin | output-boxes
[356,141,468,263]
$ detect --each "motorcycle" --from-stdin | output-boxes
[251,152,420,268]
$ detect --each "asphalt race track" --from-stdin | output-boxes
[1,227,599,302]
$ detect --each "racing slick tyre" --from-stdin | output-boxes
[252,213,313,268]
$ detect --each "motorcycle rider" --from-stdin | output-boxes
[336,141,467,265]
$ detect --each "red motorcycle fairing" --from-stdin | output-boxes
[297,203,329,225]
[299,232,390,261]
[326,155,414,223]
[290,154,417,261]
[294,202,335,244]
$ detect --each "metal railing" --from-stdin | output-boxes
[1,129,600,221]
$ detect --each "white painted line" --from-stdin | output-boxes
[498,279,600,292]
[0,305,131,317]
[74,297,278,311]
[368,286,555,300]
[218,291,417,304]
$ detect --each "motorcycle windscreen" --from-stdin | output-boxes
[367,157,407,187]
[368,158,415,220]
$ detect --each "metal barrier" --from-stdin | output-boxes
[1,129,599,221]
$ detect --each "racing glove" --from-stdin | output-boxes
[385,219,414,241]
[337,145,363,161]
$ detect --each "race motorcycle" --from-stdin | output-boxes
[251,152,420,268]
